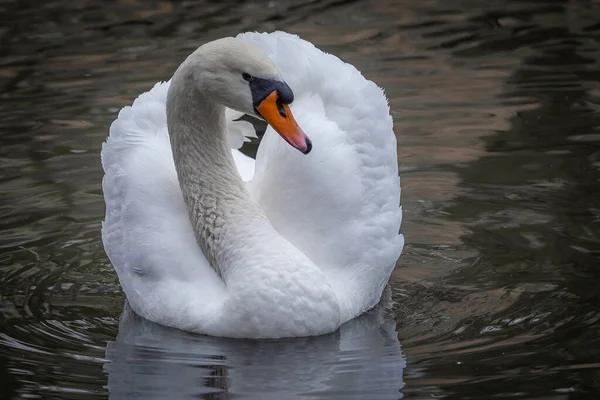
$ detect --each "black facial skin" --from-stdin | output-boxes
[242,72,311,155]
[243,73,294,115]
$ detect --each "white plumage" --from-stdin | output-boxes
[101,31,404,338]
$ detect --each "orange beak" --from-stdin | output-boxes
[256,91,312,154]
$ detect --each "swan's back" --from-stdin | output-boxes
[239,32,404,320]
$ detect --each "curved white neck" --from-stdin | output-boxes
[166,64,267,279]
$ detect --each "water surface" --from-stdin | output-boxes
[1,0,600,398]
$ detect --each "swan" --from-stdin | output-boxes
[101,31,404,339]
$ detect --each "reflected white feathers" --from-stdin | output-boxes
[105,292,405,399]
[101,31,404,338]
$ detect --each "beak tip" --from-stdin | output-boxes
[302,138,312,155]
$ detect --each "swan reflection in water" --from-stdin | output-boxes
[104,289,406,399]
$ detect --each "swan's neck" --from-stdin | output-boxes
[166,70,265,279]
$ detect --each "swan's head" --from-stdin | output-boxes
[190,37,311,154]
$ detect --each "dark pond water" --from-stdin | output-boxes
[1,0,600,398]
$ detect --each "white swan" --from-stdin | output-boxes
[101,31,404,338]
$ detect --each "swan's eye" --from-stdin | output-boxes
[242,73,254,82]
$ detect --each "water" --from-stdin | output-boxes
[1,0,599,398]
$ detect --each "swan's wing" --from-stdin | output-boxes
[101,81,255,319]
[239,32,404,315]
